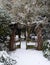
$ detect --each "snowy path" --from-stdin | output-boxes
[9,41,50,65]
[21,41,26,49]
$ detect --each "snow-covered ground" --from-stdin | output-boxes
[9,41,50,65]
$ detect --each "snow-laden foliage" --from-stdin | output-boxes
[2,0,13,11]
[0,8,11,36]
[2,0,48,24]
[0,51,17,65]
[0,8,12,51]
[43,40,50,60]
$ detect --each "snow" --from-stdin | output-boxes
[0,41,50,65]
[16,42,20,45]
[15,35,19,41]
[11,22,16,24]
[0,51,7,57]
[9,41,50,65]
[0,51,17,65]
[30,34,37,39]
[27,42,36,45]
[21,35,25,39]
[48,40,50,44]
[0,63,4,65]
[7,36,10,40]
[9,49,50,65]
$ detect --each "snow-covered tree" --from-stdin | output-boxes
[43,40,50,60]
[0,8,12,50]
[0,51,17,65]
[1,0,48,24]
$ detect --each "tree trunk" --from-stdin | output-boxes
[27,26,31,42]
[37,29,43,50]
[9,28,16,51]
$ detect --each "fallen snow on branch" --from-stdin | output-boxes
[0,51,17,65]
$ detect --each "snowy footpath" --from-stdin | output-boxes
[9,49,50,65]
[9,41,50,65]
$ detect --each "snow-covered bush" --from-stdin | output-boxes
[43,40,50,60]
[0,51,17,65]
[0,8,12,51]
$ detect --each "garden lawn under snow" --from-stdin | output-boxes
[9,41,50,65]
